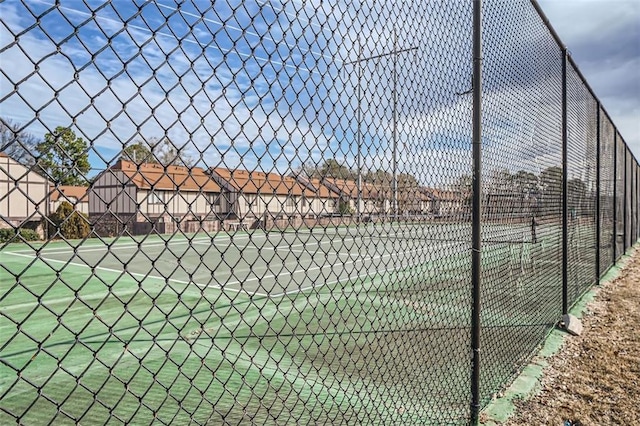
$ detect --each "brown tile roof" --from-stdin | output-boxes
[112,160,222,193]
[321,178,380,199]
[210,168,314,197]
[303,178,339,199]
[50,185,88,202]
[0,152,8,158]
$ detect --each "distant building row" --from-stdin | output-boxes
[1,153,469,236]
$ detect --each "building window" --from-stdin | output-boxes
[149,191,164,204]
[208,193,220,206]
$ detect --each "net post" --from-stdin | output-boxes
[595,104,601,281]
[561,48,568,315]
[470,0,483,423]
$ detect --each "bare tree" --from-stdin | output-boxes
[155,138,194,167]
[0,118,40,165]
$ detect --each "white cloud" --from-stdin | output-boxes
[538,0,640,157]
[0,0,340,174]
[3,0,629,186]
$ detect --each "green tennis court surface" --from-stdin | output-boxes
[0,222,588,424]
[3,222,486,297]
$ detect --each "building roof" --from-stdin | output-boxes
[50,185,88,202]
[110,160,222,192]
[210,167,315,197]
[0,151,49,181]
[321,178,380,200]
[291,175,339,199]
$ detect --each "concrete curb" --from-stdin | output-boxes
[480,249,635,425]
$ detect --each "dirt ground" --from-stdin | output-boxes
[504,247,640,425]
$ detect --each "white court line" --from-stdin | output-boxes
[1,288,140,312]
[8,234,256,256]
[260,233,445,252]
[5,252,244,297]
[260,240,330,251]
[6,238,463,300]
[205,240,463,297]
[289,248,430,258]
[267,241,465,298]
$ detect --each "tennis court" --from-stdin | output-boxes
[4,223,477,297]
[1,221,575,424]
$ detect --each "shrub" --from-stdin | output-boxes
[0,228,41,243]
[19,229,41,241]
[47,201,90,239]
[337,199,354,215]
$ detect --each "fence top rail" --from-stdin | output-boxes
[530,0,637,159]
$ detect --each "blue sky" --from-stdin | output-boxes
[0,0,473,185]
[0,0,637,185]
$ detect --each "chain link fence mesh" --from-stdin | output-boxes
[626,146,633,250]
[599,111,616,275]
[0,0,638,424]
[615,132,627,259]
[479,0,564,407]
[565,61,598,305]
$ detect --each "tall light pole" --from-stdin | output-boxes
[392,28,398,221]
[345,31,417,222]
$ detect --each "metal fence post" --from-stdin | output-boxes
[633,159,636,244]
[612,132,617,263]
[561,49,568,315]
[624,146,628,253]
[632,161,635,243]
[595,105,601,281]
[471,0,483,423]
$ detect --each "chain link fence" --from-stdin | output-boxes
[0,0,638,424]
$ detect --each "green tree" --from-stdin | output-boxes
[47,201,90,239]
[512,170,539,196]
[319,159,354,179]
[568,178,588,216]
[364,169,392,186]
[539,166,562,194]
[365,170,421,213]
[450,174,472,192]
[298,158,354,180]
[337,198,354,215]
[120,137,193,166]
[568,178,587,196]
[37,126,90,185]
[487,169,514,192]
[539,166,563,215]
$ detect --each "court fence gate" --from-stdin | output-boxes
[0,0,638,424]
